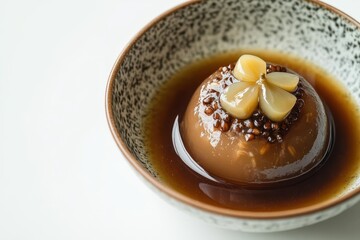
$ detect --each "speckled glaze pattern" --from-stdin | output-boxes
[108,0,360,232]
[160,185,360,232]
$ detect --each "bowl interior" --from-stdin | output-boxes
[107,0,360,215]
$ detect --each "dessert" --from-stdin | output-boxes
[145,50,359,211]
[180,55,332,186]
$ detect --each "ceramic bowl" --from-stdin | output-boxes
[106,0,360,232]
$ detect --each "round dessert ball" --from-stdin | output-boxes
[180,63,332,186]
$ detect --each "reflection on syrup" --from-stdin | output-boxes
[172,115,216,181]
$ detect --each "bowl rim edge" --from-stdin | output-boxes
[105,0,360,220]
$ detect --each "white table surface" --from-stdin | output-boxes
[1,0,360,239]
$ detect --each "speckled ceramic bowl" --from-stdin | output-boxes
[106,0,360,232]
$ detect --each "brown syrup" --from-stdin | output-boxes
[144,50,360,212]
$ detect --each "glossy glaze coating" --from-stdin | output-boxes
[181,65,331,186]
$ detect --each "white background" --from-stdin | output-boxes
[1,0,360,239]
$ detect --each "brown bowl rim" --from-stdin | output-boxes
[105,0,360,219]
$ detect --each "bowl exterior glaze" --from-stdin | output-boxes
[106,0,360,232]
[148,179,360,232]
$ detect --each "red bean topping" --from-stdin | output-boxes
[204,106,214,115]
[199,63,305,143]
[276,134,283,142]
[262,131,270,137]
[264,122,271,130]
[212,101,219,110]
[213,119,220,128]
[244,119,254,128]
[253,128,261,135]
[254,120,261,128]
[222,113,231,122]
[295,88,304,97]
[271,123,279,130]
[296,99,304,108]
[281,123,288,130]
[245,133,255,141]
[233,124,241,132]
[208,89,218,93]
[267,135,276,143]
[220,121,230,132]
[203,96,214,104]
[213,112,221,120]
